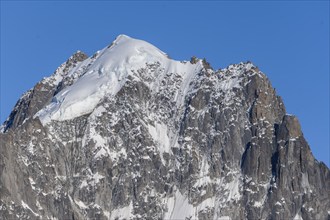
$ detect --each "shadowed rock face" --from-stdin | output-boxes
[0,38,329,220]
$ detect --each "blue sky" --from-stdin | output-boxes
[1,1,329,166]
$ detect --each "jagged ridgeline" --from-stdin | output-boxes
[0,35,329,220]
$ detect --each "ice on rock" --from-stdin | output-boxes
[35,34,202,124]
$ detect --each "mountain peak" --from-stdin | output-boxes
[113,34,132,43]
[1,36,329,220]
[104,34,169,63]
[35,36,203,124]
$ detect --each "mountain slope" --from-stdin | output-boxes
[0,35,329,220]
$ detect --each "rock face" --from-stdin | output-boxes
[0,35,329,220]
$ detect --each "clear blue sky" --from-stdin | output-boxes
[1,1,329,166]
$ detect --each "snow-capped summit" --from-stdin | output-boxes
[35,35,203,123]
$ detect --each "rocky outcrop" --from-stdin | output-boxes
[1,51,88,133]
[0,36,329,220]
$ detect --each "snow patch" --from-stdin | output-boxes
[148,122,170,162]
[219,217,231,220]
[168,190,194,219]
[253,201,263,207]
[293,212,303,220]
[29,177,36,190]
[21,200,39,216]
[36,200,43,211]
[223,175,241,202]
[275,201,282,206]
[74,199,89,209]
[163,196,175,220]
[163,189,215,219]
[90,172,105,186]
[94,147,108,159]
[110,201,133,219]
[79,180,88,189]
[27,142,35,155]
[103,210,110,219]
[79,171,105,189]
